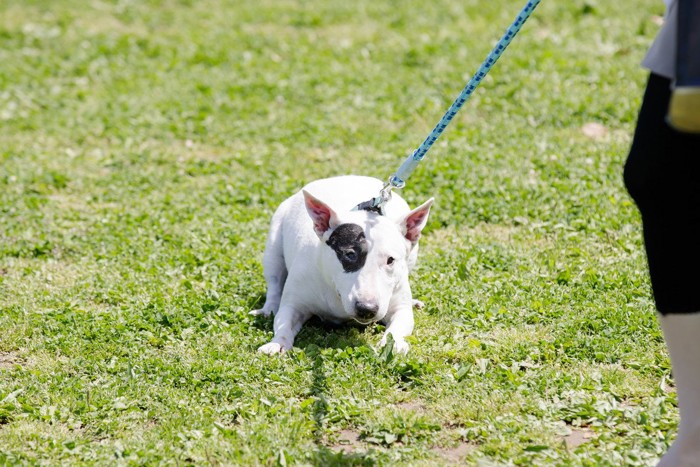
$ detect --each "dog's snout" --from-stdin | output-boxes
[355,301,379,321]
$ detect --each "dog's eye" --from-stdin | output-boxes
[344,251,357,262]
[387,256,395,266]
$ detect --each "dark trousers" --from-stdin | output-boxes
[623,73,700,314]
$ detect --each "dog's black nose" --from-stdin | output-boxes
[355,301,379,321]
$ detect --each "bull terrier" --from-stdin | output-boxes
[251,175,433,355]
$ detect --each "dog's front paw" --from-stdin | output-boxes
[392,338,410,355]
[250,308,274,318]
[379,335,410,355]
[257,342,286,355]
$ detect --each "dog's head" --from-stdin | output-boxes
[303,190,433,324]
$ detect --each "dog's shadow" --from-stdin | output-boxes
[249,298,383,461]
[299,318,377,350]
[248,291,379,352]
[250,312,377,352]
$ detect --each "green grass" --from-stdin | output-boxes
[0,0,673,464]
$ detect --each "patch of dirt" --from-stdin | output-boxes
[395,400,427,413]
[329,425,474,464]
[563,428,595,449]
[433,442,473,464]
[581,122,608,140]
[329,429,364,453]
[0,352,23,370]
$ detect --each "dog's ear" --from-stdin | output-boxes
[400,198,434,243]
[303,190,339,238]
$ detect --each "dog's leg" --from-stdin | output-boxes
[251,220,287,318]
[380,306,414,354]
[257,305,311,354]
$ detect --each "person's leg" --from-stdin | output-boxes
[624,72,700,465]
[657,314,700,467]
[624,73,700,312]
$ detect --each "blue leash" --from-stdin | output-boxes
[355,0,542,213]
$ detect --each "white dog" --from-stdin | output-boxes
[252,175,433,355]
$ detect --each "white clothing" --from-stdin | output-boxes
[642,0,678,79]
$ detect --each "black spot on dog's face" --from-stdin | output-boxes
[326,223,367,273]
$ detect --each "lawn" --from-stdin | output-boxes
[0,0,673,465]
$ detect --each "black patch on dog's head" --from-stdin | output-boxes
[326,223,367,273]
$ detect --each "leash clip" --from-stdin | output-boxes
[352,177,401,215]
